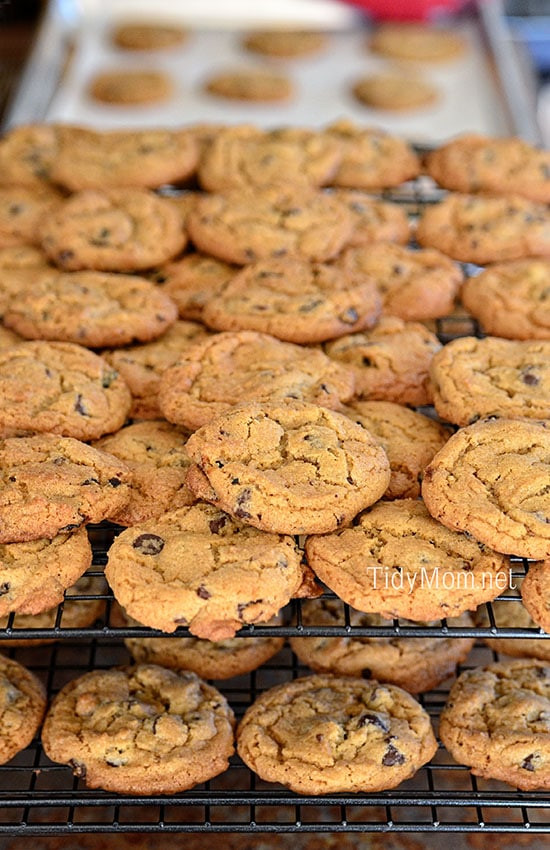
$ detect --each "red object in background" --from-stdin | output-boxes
[343,0,469,20]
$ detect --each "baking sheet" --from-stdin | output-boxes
[42,15,509,144]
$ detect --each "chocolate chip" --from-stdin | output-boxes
[361,668,372,680]
[109,477,122,487]
[320,383,329,393]
[340,308,359,324]
[382,744,406,766]
[299,299,323,313]
[74,394,89,416]
[209,515,227,534]
[151,272,167,283]
[132,533,165,555]
[0,583,10,596]
[358,712,390,732]
[362,356,372,367]
[521,370,539,386]
[521,754,537,771]
[244,249,257,261]
[197,585,211,599]
[235,488,252,519]
[102,370,117,389]
[174,617,188,625]
[52,456,66,465]
[82,478,99,486]
[237,599,262,618]
[68,759,87,779]
[8,476,15,482]
[272,248,287,257]
[57,250,75,265]
[468,414,480,424]
[231,477,240,485]
[214,460,224,468]
[60,523,81,532]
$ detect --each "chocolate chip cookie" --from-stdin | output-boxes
[440,658,550,791]
[0,433,131,542]
[461,259,550,340]
[105,502,305,638]
[201,257,381,343]
[41,664,235,794]
[150,253,236,322]
[184,401,390,535]
[158,331,355,431]
[337,243,462,321]
[340,400,450,499]
[290,599,475,693]
[416,194,550,264]
[204,68,292,102]
[187,187,353,265]
[422,418,550,559]
[0,123,59,187]
[93,421,195,525]
[0,184,62,248]
[237,673,437,793]
[331,190,410,248]
[306,499,510,621]
[51,126,198,191]
[103,320,210,420]
[475,577,550,662]
[0,341,131,440]
[324,316,441,406]
[429,337,550,425]
[520,561,550,636]
[324,119,420,190]
[40,188,186,272]
[0,654,46,764]
[88,70,174,105]
[3,269,178,348]
[426,134,550,204]
[0,528,92,615]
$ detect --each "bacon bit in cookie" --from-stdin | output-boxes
[132,533,165,555]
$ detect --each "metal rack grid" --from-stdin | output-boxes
[0,175,548,834]
[0,641,549,836]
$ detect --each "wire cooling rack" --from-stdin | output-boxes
[0,175,549,835]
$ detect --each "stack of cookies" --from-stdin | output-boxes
[0,120,549,796]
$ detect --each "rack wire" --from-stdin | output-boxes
[0,174,548,834]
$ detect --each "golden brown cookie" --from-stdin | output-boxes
[422,418,550,560]
[324,316,441,406]
[460,259,550,340]
[520,561,550,635]
[237,674,437,794]
[158,331,355,431]
[0,184,63,249]
[337,243,462,321]
[51,126,198,191]
[330,190,410,248]
[111,20,187,50]
[3,269,178,348]
[439,659,550,791]
[103,319,210,420]
[187,186,353,265]
[197,125,341,192]
[341,400,450,499]
[426,134,550,204]
[242,29,327,58]
[0,341,131,440]
[204,68,292,102]
[88,70,173,105]
[416,194,550,264]
[93,421,195,525]
[0,123,59,188]
[475,577,550,662]
[201,257,381,343]
[0,433,131,543]
[41,665,235,794]
[352,73,439,111]
[306,499,510,621]
[370,23,466,62]
[429,337,550,425]
[290,599,475,693]
[0,654,46,764]
[184,400,390,536]
[324,119,420,190]
[150,253,237,322]
[40,188,186,272]
[105,502,305,638]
